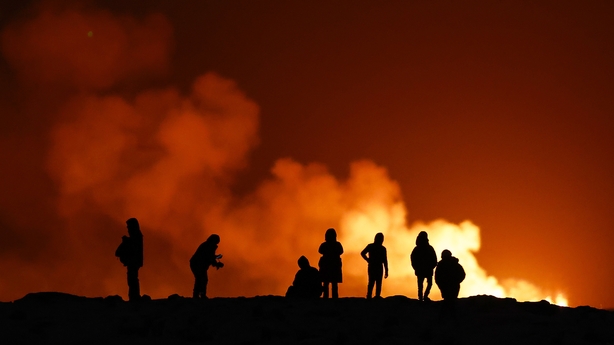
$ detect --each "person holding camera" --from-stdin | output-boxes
[190,234,224,299]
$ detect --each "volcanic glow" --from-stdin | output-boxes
[0,3,568,306]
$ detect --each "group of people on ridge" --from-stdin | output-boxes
[115,219,465,306]
[286,228,466,305]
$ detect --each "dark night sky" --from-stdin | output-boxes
[1,1,613,308]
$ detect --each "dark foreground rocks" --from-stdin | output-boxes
[0,293,612,344]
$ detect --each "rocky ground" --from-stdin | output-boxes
[0,292,612,344]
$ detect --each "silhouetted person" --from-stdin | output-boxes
[361,232,388,299]
[435,249,465,317]
[286,256,322,299]
[410,231,438,301]
[318,228,343,298]
[115,218,143,302]
[190,234,224,299]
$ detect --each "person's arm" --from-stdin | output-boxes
[360,245,369,262]
[429,247,438,269]
[384,248,389,279]
[338,242,344,256]
[209,247,222,267]
[292,270,302,287]
[410,248,417,270]
[458,265,466,283]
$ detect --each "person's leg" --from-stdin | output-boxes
[323,282,330,298]
[201,270,209,299]
[375,278,382,297]
[417,276,424,301]
[127,266,140,301]
[193,273,202,298]
[371,267,383,298]
[367,278,374,299]
[451,284,460,299]
[191,264,202,298]
[424,275,433,300]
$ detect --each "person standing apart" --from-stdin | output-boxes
[318,228,344,298]
[190,234,224,299]
[410,231,437,301]
[361,233,388,299]
[115,218,143,302]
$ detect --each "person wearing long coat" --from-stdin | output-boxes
[318,228,344,298]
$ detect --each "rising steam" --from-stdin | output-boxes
[0,3,566,305]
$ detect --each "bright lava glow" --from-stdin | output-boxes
[339,200,568,306]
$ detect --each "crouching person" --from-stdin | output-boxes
[435,249,466,318]
[286,256,322,299]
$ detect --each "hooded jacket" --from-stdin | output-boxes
[435,255,466,294]
[410,233,437,277]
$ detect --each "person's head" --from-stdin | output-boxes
[325,228,337,242]
[416,231,429,246]
[298,255,310,269]
[374,232,384,245]
[207,234,220,245]
[126,218,140,237]
[441,249,452,259]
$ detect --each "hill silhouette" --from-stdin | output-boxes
[1,293,612,344]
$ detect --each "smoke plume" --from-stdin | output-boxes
[0,3,566,305]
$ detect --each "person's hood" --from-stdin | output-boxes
[449,256,459,264]
[416,232,429,246]
[440,256,459,264]
[298,255,310,269]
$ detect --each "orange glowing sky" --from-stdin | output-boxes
[1,1,613,308]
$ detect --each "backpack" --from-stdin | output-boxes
[115,236,131,266]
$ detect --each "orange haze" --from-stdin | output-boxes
[5,1,614,307]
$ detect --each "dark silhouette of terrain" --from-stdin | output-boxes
[1,292,612,344]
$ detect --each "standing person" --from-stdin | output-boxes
[318,228,344,298]
[435,249,466,317]
[115,218,144,302]
[190,234,224,299]
[360,233,388,299]
[410,231,438,301]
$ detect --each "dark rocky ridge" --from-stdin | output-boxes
[1,292,612,344]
